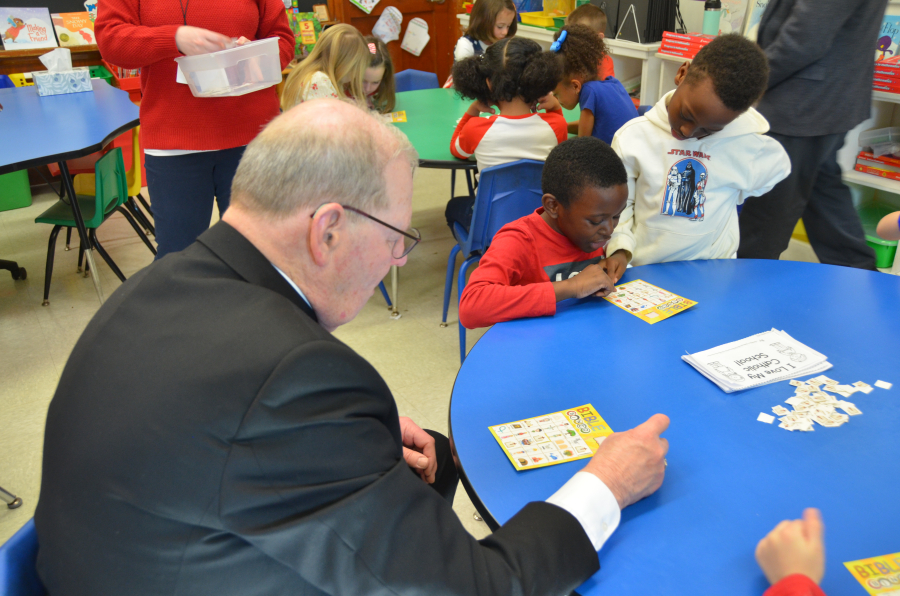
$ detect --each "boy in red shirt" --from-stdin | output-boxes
[459,137,627,329]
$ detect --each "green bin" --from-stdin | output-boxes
[858,202,898,269]
[89,64,114,86]
[0,170,32,212]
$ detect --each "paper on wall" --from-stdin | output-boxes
[372,7,402,43]
[351,0,382,14]
[401,17,430,57]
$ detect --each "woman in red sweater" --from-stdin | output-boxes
[95,0,294,258]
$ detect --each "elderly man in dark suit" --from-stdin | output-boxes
[738,0,887,269]
[34,99,669,595]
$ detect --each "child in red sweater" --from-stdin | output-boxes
[757,508,828,596]
[459,137,626,329]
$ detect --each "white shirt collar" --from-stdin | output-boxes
[272,264,312,309]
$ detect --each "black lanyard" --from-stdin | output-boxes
[179,0,189,25]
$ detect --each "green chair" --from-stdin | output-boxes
[35,148,156,306]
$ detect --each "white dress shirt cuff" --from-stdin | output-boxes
[546,471,621,551]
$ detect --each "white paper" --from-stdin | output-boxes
[875,380,893,390]
[39,47,72,72]
[372,7,402,43]
[682,329,831,393]
[351,0,382,14]
[757,413,775,424]
[400,17,430,57]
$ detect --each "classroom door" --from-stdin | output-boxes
[331,0,461,83]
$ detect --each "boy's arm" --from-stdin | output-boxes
[578,109,596,138]
[605,132,638,260]
[760,0,864,89]
[459,228,556,329]
[740,137,792,204]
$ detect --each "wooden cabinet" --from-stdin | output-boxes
[330,0,461,83]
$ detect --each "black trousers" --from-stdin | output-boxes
[738,132,877,270]
[414,430,460,505]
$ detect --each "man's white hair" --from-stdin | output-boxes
[231,99,418,217]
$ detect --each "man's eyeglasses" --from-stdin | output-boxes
[312,204,421,259]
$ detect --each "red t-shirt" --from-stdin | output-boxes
[764,575,827,596]
[459,208,606,329]
[598,54,615,80]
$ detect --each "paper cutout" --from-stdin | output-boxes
[401,17,430,57]
[372,7,402,42]
[350,0,381,14]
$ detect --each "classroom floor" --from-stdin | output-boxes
[0,167,829,544]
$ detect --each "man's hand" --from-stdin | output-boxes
[603,251,629,284]
[535,93,561,112]
[755,508,826,586]
[581,414,669,509]
[175,26,231,56]
[399,416,437,484]
[552,263,615,301]
[466,100,495,117]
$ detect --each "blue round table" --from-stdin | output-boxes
[449,259,900,596]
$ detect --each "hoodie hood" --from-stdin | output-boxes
[646,90,771,142]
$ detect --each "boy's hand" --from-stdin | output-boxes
[755,508,826,586]
[603,251,629,284]
[466,100,495,116]
[535,93,561,112]
[552,263,615,301]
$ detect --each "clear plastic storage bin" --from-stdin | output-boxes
[174,38,281,98]
[858,126,900,157]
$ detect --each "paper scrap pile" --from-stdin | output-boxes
[683,329,831,393]
[757,376,892,431]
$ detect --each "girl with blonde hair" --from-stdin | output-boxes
[281,24,369,109]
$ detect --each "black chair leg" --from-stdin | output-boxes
[126,197,155,236]
[116,206,157,255]
[450,170,456,199]
[136,192,153,218]
[43,225,62,306]
[90,230,126,282]
[65,227,72,251]
[0,485,22,509]
[77,234,86,274]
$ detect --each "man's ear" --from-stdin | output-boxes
[542,193,561,218]
[674,62,690,86]
[308,203,345,266]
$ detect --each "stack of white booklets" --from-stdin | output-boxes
[682,329,832,393]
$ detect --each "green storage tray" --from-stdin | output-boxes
[859,202,898,268]
[89,64,114,85]
[0,170,32,212]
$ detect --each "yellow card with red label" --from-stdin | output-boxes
[489,404,613,471]
[603,279,697,324]
[844,552,900,595]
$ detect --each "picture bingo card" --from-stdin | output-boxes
[489,404,613,471]
[843,551,900,595]
[602,279,697,324]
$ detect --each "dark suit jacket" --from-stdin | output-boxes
[35,222,599,595]
[756,0,888,136]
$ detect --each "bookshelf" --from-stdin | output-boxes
[0,44,101,76]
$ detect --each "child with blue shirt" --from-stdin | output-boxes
[547,24,638,144]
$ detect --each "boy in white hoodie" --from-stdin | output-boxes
[604,34,791,280]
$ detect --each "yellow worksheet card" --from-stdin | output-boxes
[489,404,613,471]
[844,552,900,595]
[603,279,697,324]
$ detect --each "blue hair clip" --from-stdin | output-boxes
[550,30,567,52]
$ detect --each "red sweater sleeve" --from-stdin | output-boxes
[257,0,295,69]
[95,0,181,68]
[451,113,492,160]
[459,225,557,329]
[540,107,569,145]
[763,575,827,596]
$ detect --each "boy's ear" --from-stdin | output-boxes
[674,62,690,86]
[542,193,561,218]
[598,32,605,39]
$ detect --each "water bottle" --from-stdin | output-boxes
[702,0,721,36]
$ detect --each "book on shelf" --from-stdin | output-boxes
[874,67,900,79]
[858,150,900,167]
[854,163,900,182]
[1,6,58,50]
[659,46,700,59]
[873,82,900,94]
[51,12,94,46]
[857,156,900,175]
[660,38,710,51]
[876,15,900,63]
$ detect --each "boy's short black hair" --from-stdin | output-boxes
[683,34,769,112]
[452,37,561,106]
[542,137,627,207]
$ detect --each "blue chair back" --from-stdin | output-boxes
[637,105,652,116]
[394,69,439,92]
[0,519,45,596]
[0,75,14,89]
[455,159,545,257]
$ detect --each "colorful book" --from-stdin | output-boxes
[51,12,94,46]
[603,279,697,324]
[855,163,900,182]
[858,151,900,167]
[857,156,900,174]
[662,31,715,43]
[876,15,900,62]
[1,7,58,50]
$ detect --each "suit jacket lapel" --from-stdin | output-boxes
[758,0,783,44]
[197,221,319,323]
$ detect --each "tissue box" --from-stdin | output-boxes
[32,67,93,96]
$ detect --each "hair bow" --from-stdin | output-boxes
[368,42,377,54]
[550,30,567,52]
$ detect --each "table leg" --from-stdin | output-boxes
[390,265,400,319]
[58,162,105,304]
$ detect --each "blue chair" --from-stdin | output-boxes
[378,281,392,308]
[637,105,652,116]
[441,160,545,362]
[0,519,45,596]
[0,75,15,89]
[394,69,439,92]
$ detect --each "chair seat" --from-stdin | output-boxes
[34,195,102,229]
